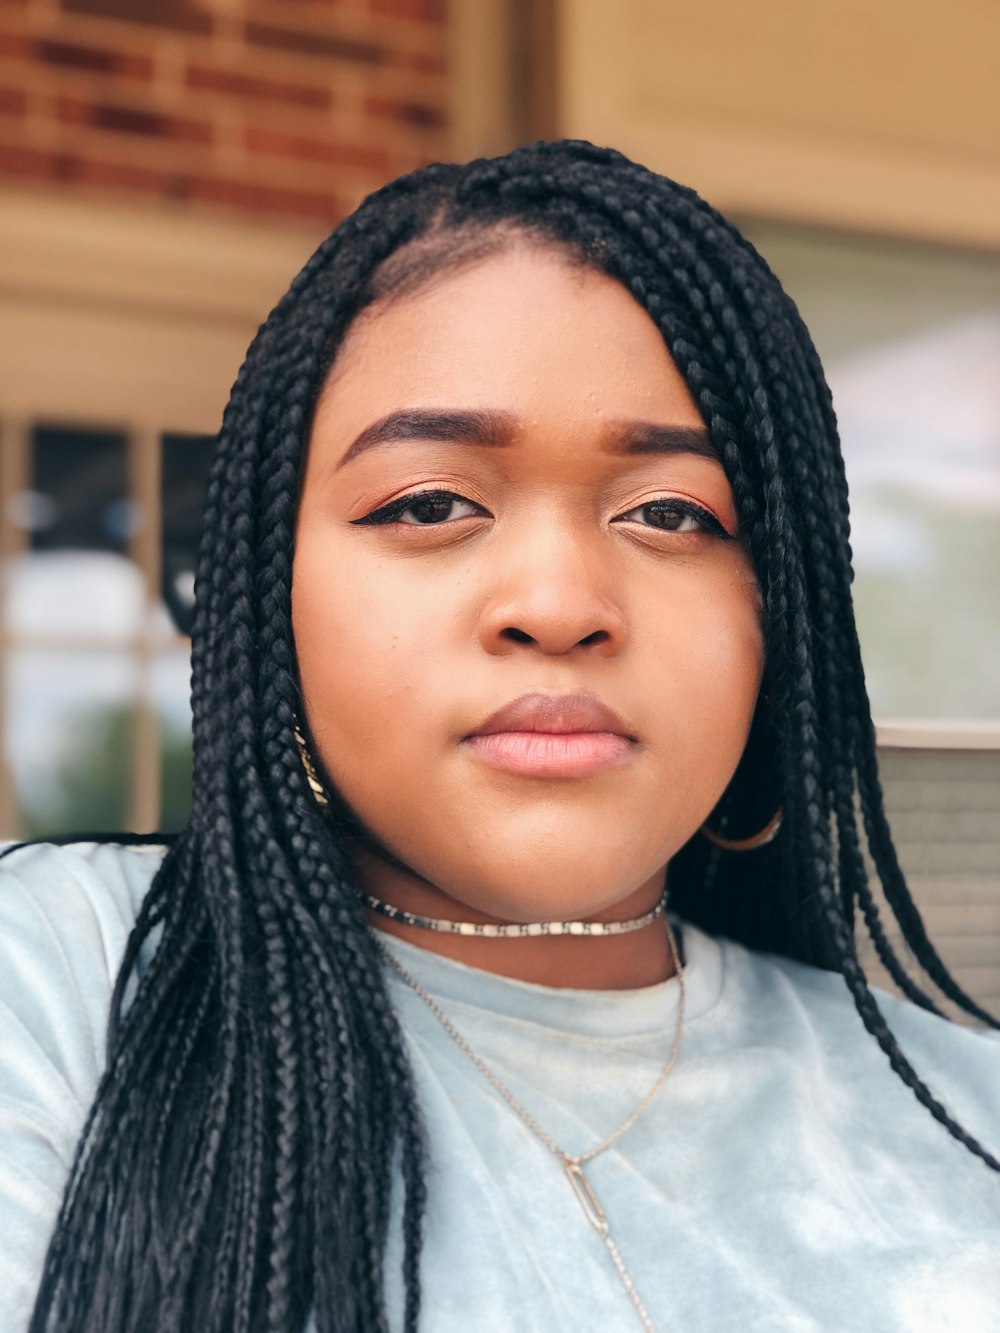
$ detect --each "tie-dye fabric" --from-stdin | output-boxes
[2,842,997,1332]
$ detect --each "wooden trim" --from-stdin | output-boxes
[551,0,1000,252]
[511,0,559,145]
[448,0,559,161]
[0,420,29,839]
[569,120,1000,252]
[874,720,1000,752]
[447,0,518,161]
[0,192,316,436]
[0,186,322,328]
[0,631,187,653]
[128,427,163,833]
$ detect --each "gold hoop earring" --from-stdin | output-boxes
[699,807,782,852]
[294,724,330,808]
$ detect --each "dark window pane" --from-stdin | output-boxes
[162,433,214,635]
[30,425,131,554]
[7,426,143,640]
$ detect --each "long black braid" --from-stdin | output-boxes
[21,140,999,1333]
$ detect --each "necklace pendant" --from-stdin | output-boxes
[563,1159,609,1236]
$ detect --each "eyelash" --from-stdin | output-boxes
[352,488,733,539]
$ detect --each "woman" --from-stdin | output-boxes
[1,139,997,1332]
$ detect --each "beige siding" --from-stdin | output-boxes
[554,0,1000,247]
[859,745,1000,1024]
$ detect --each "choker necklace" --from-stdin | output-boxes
[361,890,667,938]
[377,917,684,1332]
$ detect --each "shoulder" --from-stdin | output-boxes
[0,835,168,1101]
[0,839,166,1012]
[709,928,1000,1177]
[0,837,168,1327]
[720,928,1000,1059]
[0,836,166,929]
[0,839,167,1093]
[0,835,166,919]
[0,840,168,1325]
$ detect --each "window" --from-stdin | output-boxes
[0,188,318,841]
[0,423,212,838]
[742,221,1000,722]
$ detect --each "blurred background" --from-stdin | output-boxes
[0,0,997,1007]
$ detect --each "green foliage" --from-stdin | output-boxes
[21,705,193,838]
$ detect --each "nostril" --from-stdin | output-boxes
[501,627,534,644]
[580,629,610,647]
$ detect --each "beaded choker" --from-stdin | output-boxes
[361,890,666,938]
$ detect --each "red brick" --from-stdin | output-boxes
[387,145,441,176]
[36,38,154,79]
[0,145,185,200]
[245,124,389,172]
[0,32,28,57]
[55,96,212,144]
[185,63,331,109]
[0,86,27,115]
[0,141,64,180]
[187,173,343,223]
[370,0,445,20]
[245,20,385,65]
[54,94,86,125]
[0,0,447,226]
[398,48,446,75]
[365,93,444,129]
[62,0,213,36]
[73,155,166,193]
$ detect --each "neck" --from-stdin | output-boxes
[351,849,675,990]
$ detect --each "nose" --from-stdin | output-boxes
[476,521,628,658]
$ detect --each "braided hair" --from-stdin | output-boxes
[27,140,998,1333]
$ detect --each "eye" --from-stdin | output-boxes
[614,498,732,539]
[352,488,488,527]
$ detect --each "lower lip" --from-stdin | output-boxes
[464,731,634,778]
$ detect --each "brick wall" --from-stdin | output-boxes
[0,0,449,226]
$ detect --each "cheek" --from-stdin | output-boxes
[291,541,445,754]
[691,580,762,705]
[658,564,764,776]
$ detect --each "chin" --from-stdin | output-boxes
[439,851,657,924]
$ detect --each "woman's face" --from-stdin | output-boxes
[293,243,764,923]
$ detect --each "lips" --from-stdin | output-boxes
[463,693,637,779]
[468,692,634,739]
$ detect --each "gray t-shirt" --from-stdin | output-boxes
[1,841,998,1331]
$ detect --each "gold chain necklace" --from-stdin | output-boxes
[377,921,685,1332]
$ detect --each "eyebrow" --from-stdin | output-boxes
[613,420,721,466]
[336,409,514,469]
[334,408,721,470]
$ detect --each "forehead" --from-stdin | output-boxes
[316,245,705,435]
